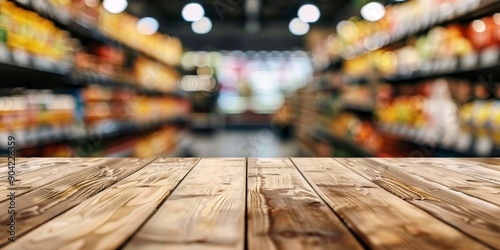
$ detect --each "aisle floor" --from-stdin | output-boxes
[190,129,299,157]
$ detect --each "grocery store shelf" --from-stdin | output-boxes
[311,128,374,157]
[0,116,188,150]
[341,103,373,116]
[314,59,342,73]
[314,86,342,92]
[73,72,187,98]
[160,135,193,157]
[0,53,185,97]
[11,0,178,68]
[107,143,191,158]
[383,52,500,84]
[377,124,500,157]
[347,0,500,59]
[0,48,75,88]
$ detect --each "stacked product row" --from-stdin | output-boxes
[344,11,500,78]
[295,0,500,157]
[0,88,190,155]
[0,0,190,157]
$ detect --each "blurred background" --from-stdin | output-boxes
[1,0,500,157]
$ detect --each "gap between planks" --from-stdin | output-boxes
[291,158,489,250]
[335,158,500,249]
[4,158,200,250]
[0,158,157,247]
[247,158,363,250]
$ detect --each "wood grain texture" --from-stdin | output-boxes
[247,158,362,250]
[417,158,500,185]
[0,158,66,176]
[124,158,247,250]
[291,158,488,250]
[0,158,106,202]
[0,158,153,246]
[370,158,500,206]
[338,158,500,248]
[6,158,199,250]
[450,158,500,172]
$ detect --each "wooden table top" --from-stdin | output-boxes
[2,158,500,249]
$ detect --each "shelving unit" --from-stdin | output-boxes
[293,0,500,157]
[383,52,500,84]
[10,0,177,67]
[311,128,375,157]
[0,0,190,157]
[345,0,500,59]
[0,117,188,151]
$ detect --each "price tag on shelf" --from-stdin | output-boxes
[480,47,499,67]
[441,129,458,149]
[401,126,410,138]
[414,128,425,143]
[12,49,30,67]
[24,128,36,146]
[475,136,493,156]
[56,8,72,25]
[14,0,31,5]
[0,45,10,62]
[32,56,52,71]
[16,130,26,147]
[0,131,7,149]
[442,57,458,72]
[465,0,481,12]
[461,53,478,70]
[456,131,472,152]
[32,0,50,15]
[38,127,50,143]
[421,129,437,146]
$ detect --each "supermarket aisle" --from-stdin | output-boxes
[190,129,299,157]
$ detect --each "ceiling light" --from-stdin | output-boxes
[361,2,385,22]
[137,17,159,35]
[472,20,486,33]
[103,0,128,14]
[289,18,310,36]
[182,3,205,22]
[298,4,320,23]
[494,13,500,25]
[192,17,212,34]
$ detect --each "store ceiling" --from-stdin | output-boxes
[126,0,356,51]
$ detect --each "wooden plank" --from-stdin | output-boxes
[0,158,106,202]
[124,158,247,250]
[291,158,488,250]
[247,158,362,250]
[0,158,153,247]
[370,158,500,207]
[404,158,500,185]
[451,158,500,172]
[337,158,500,248]
[0,158,60,176]
[5,158,199,250]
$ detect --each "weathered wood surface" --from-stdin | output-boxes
[125,158,247,250]
[247,158,363,250]
[0,158,65,176]
[291,158,489,250]
[0,158,105,202]
[3,157,500,250]
[452,158,500,171]
[0,158,154,246]
[6,158,199,250]
[417,158,500,185]
[369,158,500,206]
[337,158,500,248]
